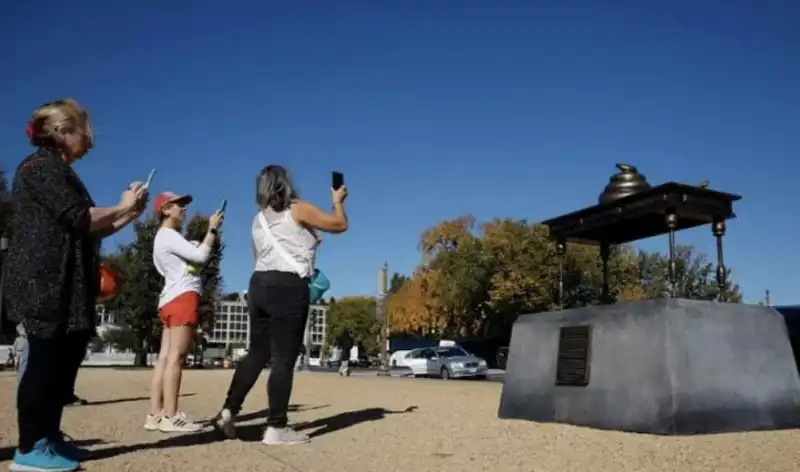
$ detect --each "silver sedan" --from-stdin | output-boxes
[404,346,488,380]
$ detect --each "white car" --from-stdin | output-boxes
[404,346,488,380]
[390,350,411,367]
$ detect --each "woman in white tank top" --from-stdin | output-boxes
[213,164,348,445]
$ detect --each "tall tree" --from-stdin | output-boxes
[184,213,225,334]
[326,297,381,356]
[388,268,447,336]
[636,245,742,302]
[103,218,161,366]
[389,216,743,340]
[100,325,138,352]
[388,272,409,294]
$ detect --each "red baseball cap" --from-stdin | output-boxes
[153,192,193,214]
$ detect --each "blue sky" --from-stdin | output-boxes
[1,2,798,304]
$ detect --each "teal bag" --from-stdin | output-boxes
[308,269,330,304]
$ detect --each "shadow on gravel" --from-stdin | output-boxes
[293,406,417,439]
[73,393,196,407]
[84,404,325,461]
[0,439,109,462]
[233,403,329,424]
[235,406,419,441]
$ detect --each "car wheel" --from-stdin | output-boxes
[392,360,397,368]
[440,366,451,380]
[474,374,487,380]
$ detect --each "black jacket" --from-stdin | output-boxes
[2,147,100,338]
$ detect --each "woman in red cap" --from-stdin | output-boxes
[146,191,223,433]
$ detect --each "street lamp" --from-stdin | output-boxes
[377,262,390,376]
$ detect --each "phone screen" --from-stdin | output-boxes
[332,171,344,190]
[220,199,227,212]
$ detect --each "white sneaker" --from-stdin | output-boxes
[213,408,237,439]
[262,426,310,445]
[158,413,202,433]
[144,414,162,431]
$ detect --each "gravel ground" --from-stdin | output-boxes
[0,369,798,472]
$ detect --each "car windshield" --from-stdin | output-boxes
[437,347,469,358]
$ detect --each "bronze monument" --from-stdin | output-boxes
[498,165,800,435]
[542,163,740,305]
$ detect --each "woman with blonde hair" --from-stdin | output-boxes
[146,192,224,433]
[2,99,147,471]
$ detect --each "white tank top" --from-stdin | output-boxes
[252,208,317,278]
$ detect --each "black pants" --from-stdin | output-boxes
[17,330,91,452]
[223,271,309,428]
[63,331,90,404]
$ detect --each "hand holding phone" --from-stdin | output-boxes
[332,171,344,190]
[331,171,348,205]
[144,169,156,190]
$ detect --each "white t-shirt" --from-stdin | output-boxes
[153,227,212,308]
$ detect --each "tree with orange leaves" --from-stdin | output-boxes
[389,215,742,339]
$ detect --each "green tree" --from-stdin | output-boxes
[184,213,225,334]
[101,325,138,351]
[103,217,162,366]
[389,216,742,340]
[389,273,409,294]
[326,297,380,356]
[87,337,107,353]
[636,245,742,302]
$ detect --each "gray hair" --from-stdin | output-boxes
[256,165,298,212]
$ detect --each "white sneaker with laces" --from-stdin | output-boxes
[158,413,202,433]
[262,426,310,445]
[144,414,162,431]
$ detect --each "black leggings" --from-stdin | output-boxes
[17,330,91,452]
[223,271,309,428]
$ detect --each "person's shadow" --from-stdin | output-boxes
[84,404,324,461]
[237,406,418,441]
[84,405,417,461]
[84,393,196,407]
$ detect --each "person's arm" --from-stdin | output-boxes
[291,200,348,233]
[95,212,136,239]
[162,228,215,264]
[21,158,131,234]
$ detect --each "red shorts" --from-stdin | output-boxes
[159,292,199,327]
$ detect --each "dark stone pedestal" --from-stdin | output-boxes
[498,299,800,435]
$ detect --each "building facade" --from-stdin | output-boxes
[95,304,120,336]
[207,294,328,356]
[94,296,329,357]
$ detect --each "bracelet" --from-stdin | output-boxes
[209,228,218,235]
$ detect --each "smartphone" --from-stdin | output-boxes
[219,199,227,212]
[143,168,156,190]
[332,171,344,190]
